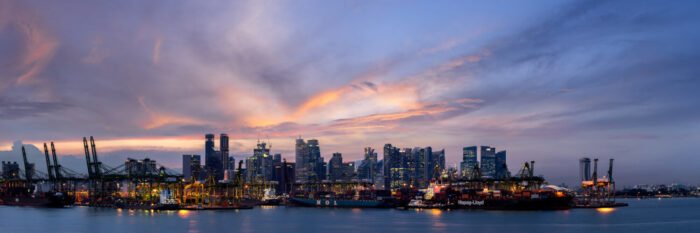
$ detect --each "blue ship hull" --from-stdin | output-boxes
[289,197,395,208]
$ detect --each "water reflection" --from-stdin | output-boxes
[596,207,615,213]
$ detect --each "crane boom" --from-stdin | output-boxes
[90,136,101,177]
[83,137,93,178]
[51,142,61,180]
[43,143,54,181]
[21,146,33,183]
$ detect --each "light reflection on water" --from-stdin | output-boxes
[1,199,699,233]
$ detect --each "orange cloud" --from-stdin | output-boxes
[138,97,205,129]
[293,86,353,117]
[334,105,456,125]
[4,3,59,84]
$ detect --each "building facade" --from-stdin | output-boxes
[460,146,478,179]
[182,154,201,182]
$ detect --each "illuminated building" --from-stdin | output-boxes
[220,134,229,171]
[358,147,378,181]
[460,146,478,179]
[182,154,201,181]
[204,134,223,180]
[125,158,157,176]
[329,152,343,181]
[1,161,20,180]
[480,146,496,178]
[246,141,274,182]
[579,157,591,181]
[295,138,324,182]
[495,150,508,179]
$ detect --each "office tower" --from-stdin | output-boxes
[220,134,229,171]
[579,157,591,181]
[495,150,508,179]
[273,153,281,163]
[1,161,20,180]
[294,138,324,182]
[430,148,445,179]
[295,138,309,182]
[383,144,398,189]
[460,146,478,179]
[480,146,496,178]
[228,156,236,170]
[125,158,157,176]
[384,144,410,190]
[273,159,295,195]
[359,147,378,181]
[344,162,356,180]
[204,134,222,180]
[329,152,343,181]
[182,154,201,181]
[247,141,274,182]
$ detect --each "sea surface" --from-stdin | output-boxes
[1,198,699,233]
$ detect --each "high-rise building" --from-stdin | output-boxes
[579,157,591,181]
[329,152,343,181]
[204,134,223,180]
[344,161,356,180]
[1,161,20,180]
[358,147,378,181]
[295,138,309,182]
[247,141,274,182]
[273,159,295,195]
[383,144,401,189]
[430,148,445,179]
[220,134,229,171]
[294,138,324,182]
[125,158,158,176]
[273,154,281,163]
[460,146,478,179]
[495,150,508,179]
[182,154,201,181]
[480,146,496,178]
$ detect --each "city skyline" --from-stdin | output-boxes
[2,0,700,187]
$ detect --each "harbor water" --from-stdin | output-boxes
[0,198,698,233]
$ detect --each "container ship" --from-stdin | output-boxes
[289,190,398,208]
[404,183,573,210]
[0,182,74,208]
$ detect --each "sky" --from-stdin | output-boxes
[1,0,699,186]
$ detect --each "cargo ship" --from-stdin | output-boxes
[0,182,74,208]
[403,183,573,210]
[289,190,398,208]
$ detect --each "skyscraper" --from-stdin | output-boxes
[220,134,229,171]
[295,138,309,182]
[358,147,378,181]
[495,150,508,179]
[294,138,324,182]
[247,141,274,182]
[204,134,223,180]
[579,157,591,181]
[182,154,201,181]
[480,146,496,178]
[460,146,478,179]
[329,152,343,181]
[430,148,445,180]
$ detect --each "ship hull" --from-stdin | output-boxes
[0,194,73,208]
[454,196,573,210]
[289,197,396,208]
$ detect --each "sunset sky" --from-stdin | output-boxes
[1,0,699,186]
